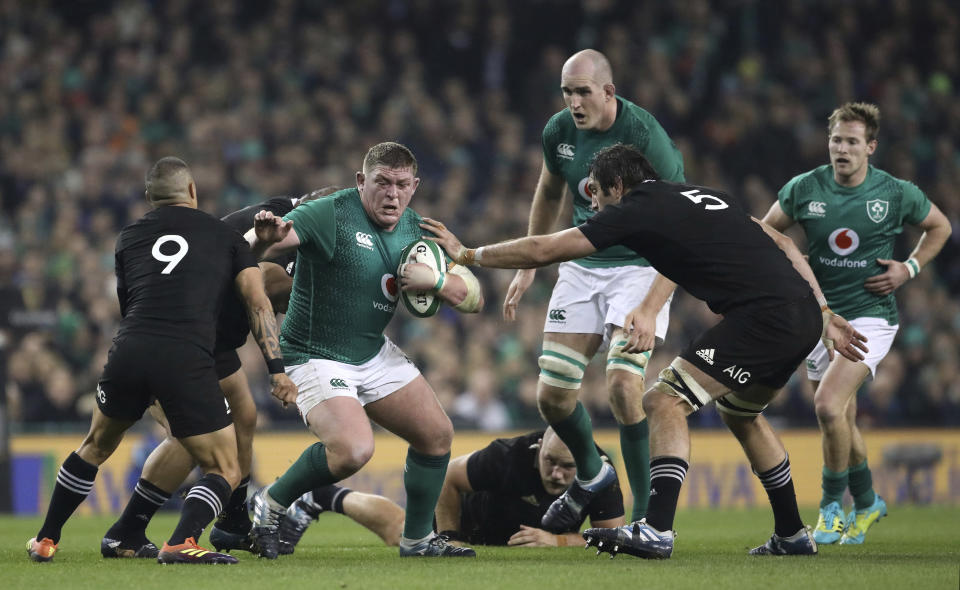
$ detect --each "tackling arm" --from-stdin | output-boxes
[234,266,297,404]
[244,211,301,261]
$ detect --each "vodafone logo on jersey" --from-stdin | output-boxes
[827,228,860,256]
[577,177,594,203]
[381,273,398,302]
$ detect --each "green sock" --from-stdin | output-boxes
[820,465,848,508]
[269,443,336,507]
[619,419,650,521]
[402,448,450,540]
[551,402,603,480]
[848,460,876,509]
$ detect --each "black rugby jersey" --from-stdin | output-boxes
[215,196,297,352]
[115,205,257,354]
[580,180,811,314]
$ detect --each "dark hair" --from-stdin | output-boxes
[828,102,880,143]
[588,143,659,194]
[363,142,418,176]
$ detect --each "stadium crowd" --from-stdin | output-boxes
[2,0,959,431]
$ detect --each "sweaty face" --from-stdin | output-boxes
[560,71,611,131]
[357,165,419,230]
[537,434,577,495]
[829,121,876,187]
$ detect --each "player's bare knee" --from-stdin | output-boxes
[606,371,645,418]
[813,397,845,424]
[328,443,374,478]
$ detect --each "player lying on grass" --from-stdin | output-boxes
[422,143,867,559]
[279,428,624,552]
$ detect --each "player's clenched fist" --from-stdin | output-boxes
[269,373,298,405]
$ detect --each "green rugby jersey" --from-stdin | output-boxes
[542,96,685,268]
[778,165,931,325]
[280,188,424,364]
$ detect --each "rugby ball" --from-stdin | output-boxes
[398,238,447,318]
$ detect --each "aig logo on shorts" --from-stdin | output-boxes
[355,232,374,250]
[96,384,106,404]
[723,365,752,384]
[329,378,348,389]
[548,308,567,322]
[827,227,860,256]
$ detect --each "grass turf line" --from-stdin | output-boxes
[3,506,959,590]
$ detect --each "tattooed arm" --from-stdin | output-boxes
[234,267,298,404]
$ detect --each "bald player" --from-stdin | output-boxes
[501,49,686,530]
[27,157,297,565]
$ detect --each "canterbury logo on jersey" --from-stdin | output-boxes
[329,378,348,388]
[355,232,374,250]
[807,201,826,216]
[557,143,575,160]
[695,349,715,365]
[548,309,566,321]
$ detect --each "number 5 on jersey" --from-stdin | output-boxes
[152,234,189,274]
[681,189,728,211]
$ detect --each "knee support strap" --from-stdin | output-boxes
[538,341,589,390]
[606,339,651,377]
[715,392,767,417]
[652,360,713,411]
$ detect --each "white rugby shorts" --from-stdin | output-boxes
[287,336,420,424]
[805,317,898,381]
[543,262,671,347]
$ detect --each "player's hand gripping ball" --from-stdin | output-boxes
[398,239,446,318]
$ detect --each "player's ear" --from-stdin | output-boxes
[356,171,365,191]
[603,83,616,100]
[866,139,878,156]
[188,181,197,203]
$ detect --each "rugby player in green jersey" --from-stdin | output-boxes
[503,49,686,530]
[245,142,484,558]
[762,102,952,545]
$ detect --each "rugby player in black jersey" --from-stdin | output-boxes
[422,144,867,559]
[27,157,297,565]
[100,189,336,559]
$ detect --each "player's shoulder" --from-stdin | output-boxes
[868,165,924,197]
[782,165,831,196]
[486,431,542,456]
[543,109,574,140]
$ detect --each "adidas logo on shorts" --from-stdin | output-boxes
[696,348,715,365]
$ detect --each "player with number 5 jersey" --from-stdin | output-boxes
[423,143,868,559]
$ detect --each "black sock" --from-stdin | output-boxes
[106,478,171,540]
[167,473,232,546]
[756,455,804,537]
[644,457,688,533]
[312,484,352,514]
[216,475,251,534]
[37,452,98,543]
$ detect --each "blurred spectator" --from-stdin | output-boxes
[2,0,958,431]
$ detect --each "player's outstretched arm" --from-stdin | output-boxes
[435,453,475,538]
[234,266,297,405]
[864,202,952,296]
[421,219,596,269]
[245,210,300,260]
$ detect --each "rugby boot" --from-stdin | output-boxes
[100,534,159,558]
[583,519,675,559]
[279,494,323,555]
[250,486,285,559]
[26,537,58,562]
[399,533,476,557]
[749,526,818,555]
[840,496,887,545]
[812,501,845,544]
[157,536,238,564]
[542,462,618,533]
[209,525,256,553]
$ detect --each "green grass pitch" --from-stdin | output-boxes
[3,507,958,590]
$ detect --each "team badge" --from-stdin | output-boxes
[866,199,889,223]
